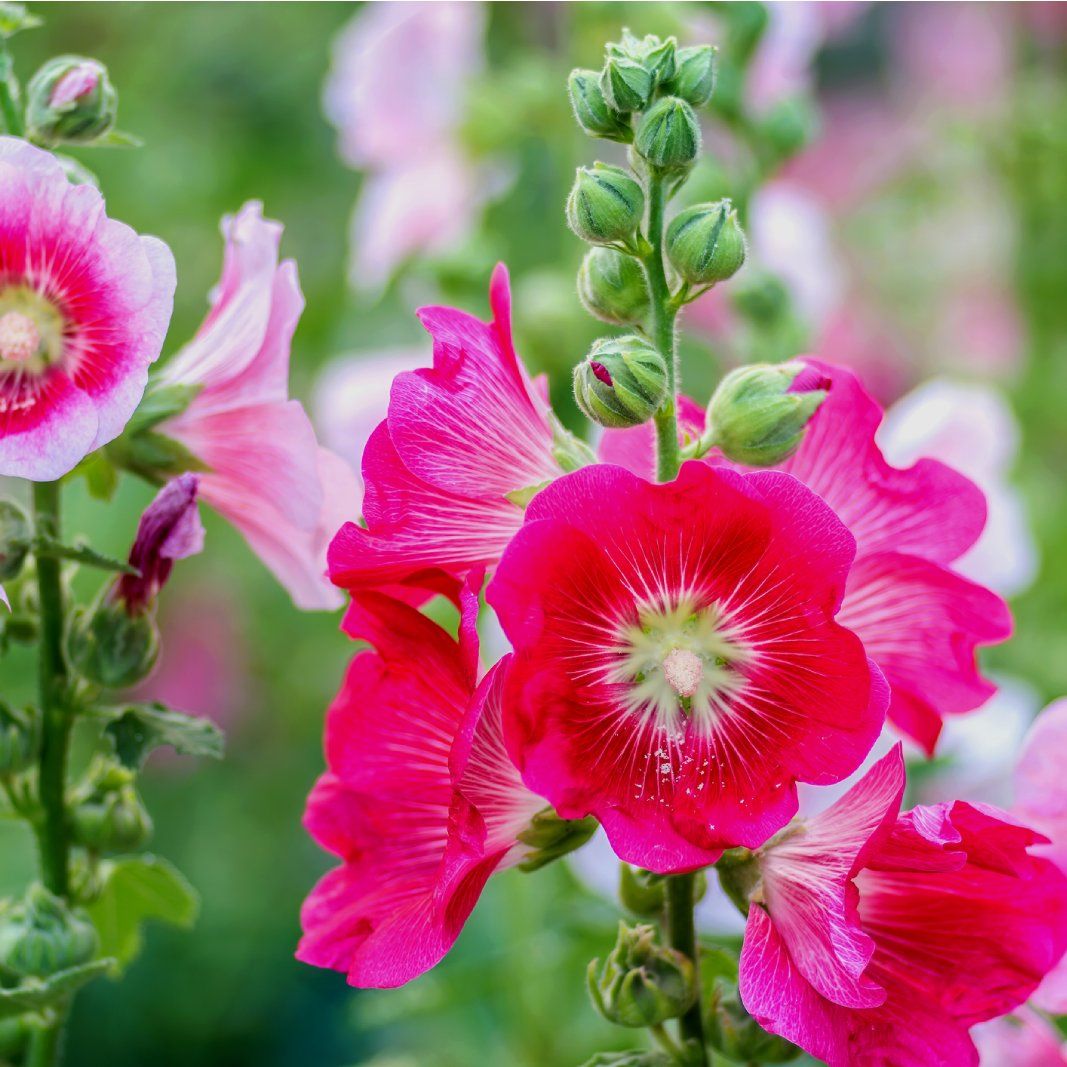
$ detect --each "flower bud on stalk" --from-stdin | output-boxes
[665,45,718,107]
[566,164,645,246]
[0,701,36,775]
[666,200,747,286]
[26,56,117,145]
[577,247,649,326]
[600,55,653,113]
[568,69,631,143]
[706,977,800,1064]
[573,336,668,429]
[0,499,29,581]
[706,362,828,467]
[608,30,677,88]
[71,761,152,853]
[634,96,701,172]
[587,922,696,1028]
[0,884,97,978]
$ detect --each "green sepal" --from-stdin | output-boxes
[107,429,209,486]
[579,1052,672,1067]
[517,807,598,872]
[75,451,119,501]
[125,383,201,437]
[0,959,112,1020]
[505,481,552,509]
[96,701,224,770]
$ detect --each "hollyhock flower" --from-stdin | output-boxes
[329,264,566,600]
[488,461,887,873]
[0,137,175,480]
[599,360,1012,754]
[738,746,1067,1067]
[297,576,545,988]
[974,1009,1067,1067]
[158,202,358,611]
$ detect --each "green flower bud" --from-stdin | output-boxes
[666,200,747,286]
[26,56,117,146]
[0,499,29,581]
[568,68,631,143]
[71,760,153,854]
[587,922,696,1028]
[665,45,718,107]
[634,96,701,171]
[607,30,677,87]
[577,247,649,326]
[0,885,97,978]
[517,806,597,872]
[566,164,644,246]
[573,336,668,429]
[0,701,36,775]
[618,865,665,917]
[67,599,160,690]
[706,975,800,1064]
[706,362,828,467]
[600,55,653,113]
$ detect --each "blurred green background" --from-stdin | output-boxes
[0,3,1064,1065]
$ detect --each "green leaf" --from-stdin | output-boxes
[32,536,137,575]
[125,383,201,437]
[0,3,42,39]
[0,959,112,1018]
[86,856,198,974]
[102,701,224,769]
[76,452,119,501]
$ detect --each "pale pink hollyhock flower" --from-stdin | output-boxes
[329,264,563,602]
[312,347,426,490]
[739,746,1067,1067]
[297,574,545,988]
[159,202,358,611]
[0,137,175,480]
[974,1009,1067,1067]
[879,378,1038,597]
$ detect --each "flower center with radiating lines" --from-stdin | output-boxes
[0,288,66,373]
[606,592,753,735]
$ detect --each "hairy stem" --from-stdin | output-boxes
[665,873,707,1064]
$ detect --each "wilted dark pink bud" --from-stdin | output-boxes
[115,473,204,615]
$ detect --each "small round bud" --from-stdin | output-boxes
[706,362,828,467]
[618,865,665,917]
[608,30,677,87]
[71,782,153,853]
[0,884,98,978]
[67,600,160,689]
[706,976,800,1064]
[666,200,747,286]
[568,68,631,143]
[587,922,696,1029]
[26,56,117,145]
[0,701,36,775]
[0,500,29,581]
[665,45,718,107]
[577,247,649,326]
[573,336,668,429]
[634,96,701,171]
[599,55,653,113]
[566,164,644,246]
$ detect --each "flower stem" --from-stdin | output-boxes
[28,480,73,1067]
[0,43,23,137]
[665,873,707,1065]
[643,168,681,484]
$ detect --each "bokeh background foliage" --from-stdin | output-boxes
[0,3,1063,1065]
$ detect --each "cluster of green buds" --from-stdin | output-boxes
[0,884,97,979]
[70,759,153,854]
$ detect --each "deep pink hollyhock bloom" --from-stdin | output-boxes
[297,576,545,988]
[114,473,204,614]
[329,264,562,600]
[739,746,1067,1067]
[0,137,175,480]
[159,202,358,611]
[487,461,887,874]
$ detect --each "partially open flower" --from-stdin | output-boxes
[26,56,117,145]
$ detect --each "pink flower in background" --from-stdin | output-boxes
[489,461,886,873]
[740,747,1067,1067]
[329,265,562,600]
[297,576,544,988]
[323,2,497,292]
[974,1009,1067,1067]
[0,137,175,480]
[159,202,358,611]
[114,473,204,615]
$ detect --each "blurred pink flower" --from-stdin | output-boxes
[160,202,358,611]
[974,1009,1067,1067]
[323,3,497,292]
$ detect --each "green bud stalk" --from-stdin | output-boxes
[577,247,649,326]
[666,200,747,286]
[566,163,645,246]
[573,336,668,429]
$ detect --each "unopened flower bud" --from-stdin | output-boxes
[71,760,153,853]
[634,96,700,171]
[665,45,718,107]
[707,362,828,467]
[566,164,644,246]
[577,247,649,326]
[600,55,653,113]
[573,336,668,429]
[26,56,117,145]
[608,30,677,87]
[706,975,800,1064]
[0,884,97,978]
[68,599,160,689]
[0,500,29,581]
[666,200,747,286]
[568,68,631,143]
[0,701,36,775]
[618,865,665,917]
[517,807,597,872]
[587,922,696,1028]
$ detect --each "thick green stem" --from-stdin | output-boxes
[643,169,681,484]
[26,1019,65,1067]
[665,873,707,1064]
